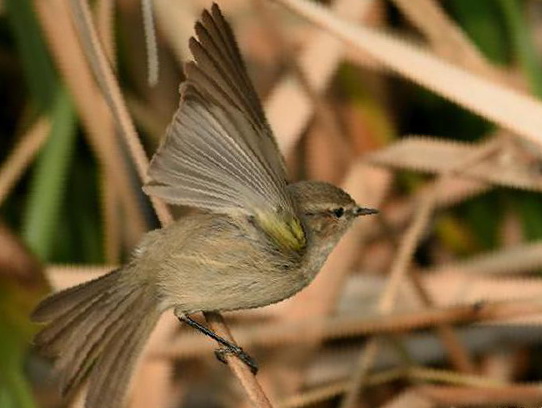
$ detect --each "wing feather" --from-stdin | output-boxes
[144,4,306,251]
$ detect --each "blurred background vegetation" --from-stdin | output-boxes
[3,0,542,407]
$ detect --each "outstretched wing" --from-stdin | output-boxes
[144,4,305,251]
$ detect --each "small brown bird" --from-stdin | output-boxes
[32,4,377,408]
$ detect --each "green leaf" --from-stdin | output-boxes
[498,0,542,96]
[22,90,77,261]
[446,0,509,64]
[5,0,57,110]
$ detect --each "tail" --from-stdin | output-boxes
[31,269,161,408]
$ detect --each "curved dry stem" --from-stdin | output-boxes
[0,117,50,206]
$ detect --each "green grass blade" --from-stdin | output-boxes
[5,0,57,110]
[22,90,77,261]
[498,0,542,96]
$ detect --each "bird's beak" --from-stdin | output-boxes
[353,206,379,217]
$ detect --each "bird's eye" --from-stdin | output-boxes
[332,207,345,218]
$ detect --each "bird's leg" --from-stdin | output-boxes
[176,312,259,374]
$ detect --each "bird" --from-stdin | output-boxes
[31,4,377,408]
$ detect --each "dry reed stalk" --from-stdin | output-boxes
[274,0,542,148]
[379,389,435,408]
[383,176,489,231]
[409,269,476,373]
[125,95,168,140]
[46,264,112,290]
[0,117,50,206]
[101,174,121,264]
[152,0,198,64]
[95,0,116,65]
[66,0,271,405]
[366,136,542,193]
[140,0,159,86]
[278,368,406,408]
[425,240,542,277]
[205,312,274,408]
[95,0,120,264]
[416,384,542,406]
[339,338,381,408]
[279,362,532,407]
[35,0,147,245]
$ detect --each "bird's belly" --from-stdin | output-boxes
[159,261,312,313]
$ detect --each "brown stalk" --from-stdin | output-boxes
[205,312,273,408]
[339,338,381,408]
[95,1,120,263]
[140,0,159,86]
[281,365,513,407]
[416,384,542,406]
[409,269,475,373]
[66,0,270,405]
[0,117,50,206]
[379,389,435,408]
[101,172,121,264]
[279,367,525,408]
[278,368,407,408]
[365,136,542,193]
[370,177,489,247]
[152,0,196,64]
[95,0,116,65]
[425,241,542,277]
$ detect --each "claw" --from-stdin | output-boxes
[214,346,259,374]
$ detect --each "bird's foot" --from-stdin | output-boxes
[214,345,259,374]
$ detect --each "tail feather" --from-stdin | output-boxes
[87,295,159,408]
[32,269,161,408]
[32,271,119,322]
[33,291,109,356]
[56,288,140,396]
